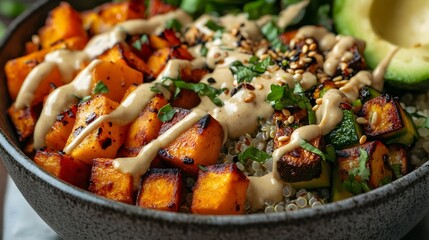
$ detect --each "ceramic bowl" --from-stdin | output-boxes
[1,1,429,239]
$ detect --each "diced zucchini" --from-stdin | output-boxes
[290,161,331,189]
[327,109,363,150]
[331,166,354,202]
[360,95,418,146]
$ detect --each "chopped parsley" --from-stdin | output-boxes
[230,56,273,83]
[266,84,316,124]
[200,43,208,57]
[93,81,109,94]
[74,94,91,104]
[157,103,177,122]
[237,146,271,164]
[261,20,288,52]
[165,18,182,32]
[299,139,326,161]
[205,19,224,31]
[342,148,372,195]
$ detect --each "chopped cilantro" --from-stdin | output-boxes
[162,76,226,107]
[200,43,208,57]
[266,84,316,124]
[230,56,273,83]
[261,20,288,52]
[343,148,372,195]
[237,146,271,164]
[132,34,149,51]
[93,81,109,94]
[299,139,326,161]
[158,103,177,122]
[165,18,182,32]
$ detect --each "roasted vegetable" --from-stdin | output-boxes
[89,158,134,204]
[327,109,363,149]
[34,149,91,189]
[7,105,38,142]
[360,94,418,146]
[45,104,78,151]
[137,168,182,212]
[387,144,409,179]
[158,108,224,176]
[65,95,126,164]
[290,161,331,189]
[337,141,392,193]
[191,163,249,215]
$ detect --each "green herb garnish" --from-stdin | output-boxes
[238,146,271,164]
[391,164,403,178]
[198,164,208,171]
[205,19,224,31]
[132,34,149,51]
[343,148,372,195]
[158,103,177,122]
[93,81,109,94]
[200,43,208,57]
[261,20,288,52]
[0,1,26,18]
[230,56,272,83]
[266,84,316,124]
[299,139,326,161]
[165,18,183,32]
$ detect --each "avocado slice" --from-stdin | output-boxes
[333,0,429,90]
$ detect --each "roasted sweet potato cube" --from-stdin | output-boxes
[360,94,418,146]
[149,35,170,50]
[147,48,171,77]
[45,105,78,151]
[387,144,409,179]
[7,105,38,142]
[137,168,182,212]
[34,149,91,189]
[191,164,249,215]
[337,141,392,189]
[162,29,182,46]
[65,95,126,164]
[89,158,134,204]
[38,2,87,48]
[90,60,143,102]
[120,95,168,157]
[158,109,224,175]
[98,43,152,76]
[6,37,87,101]
[272,110,321,182]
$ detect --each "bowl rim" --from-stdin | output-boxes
[1,0,429,226]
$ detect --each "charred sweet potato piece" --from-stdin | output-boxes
[98,43,152,76]
[90,60,143,102]
[387,144,409,179]
[158,109,224,175]
[191,163,249,215]
[120,95,168,157]
[65,95,126,164]
[34,149,91,189]
[39,2,87,49]
[137,168,182,212]
[149,35,170,50]
[147,48,171,77]
[7,105,38,142]
[170,68,206,109]
[273,110,322,182]
[6,36,87,101]
[360,94,418,146]
[89,158,134,204]
[45,105,78,151]
[337,141,392,190]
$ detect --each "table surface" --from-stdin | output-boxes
[0,1,429,239]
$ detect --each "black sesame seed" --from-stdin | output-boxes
[207,77,216,84]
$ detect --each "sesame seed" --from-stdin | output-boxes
[315,98,323,105]
[278,136,290,142]
[340,62,348,71]
[302,44,309,54]
[287,115,295,124]
[290,62,298,69]
[282,109,291,117]
[312,105,319,111]
[260,54,270,60]
[303,57,313,63]
[275,116,283,121]
[356,117,368,124]
[295,69,304,74]
[256,84,263,90]
[371,112,379,125]
[359,135,367,144]
[293,73,302,81]
[308,51,317,57]
[309,43,317,51]
[332,75,343,82]
[289,49,297,57]
[341,51,354,62]
[289,39,296,49]
[287,69,295,74]
[305,38,314,45]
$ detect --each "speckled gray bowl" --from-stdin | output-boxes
[1,1,429,239]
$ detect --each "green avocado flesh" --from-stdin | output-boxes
[333,0,429,90]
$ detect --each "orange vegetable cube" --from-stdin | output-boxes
[191,164,249,215]
[7,105,38,142]
[45,105,78,151]
[34,149,91,189]
[89,158,134,204]
[137,168,182,212]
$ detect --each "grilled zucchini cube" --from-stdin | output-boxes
[137,168,182,212]
[191,163,249,215]
[337,141,392,190]
[327,109,363,150]
[387,144,409,179]
[360,94,418,146]
[89,158,134,204]
[158,108,224,176]
[34,149,91,189]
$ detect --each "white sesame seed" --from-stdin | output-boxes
[333,75,343,82]
[287,115,295,124]
[289,40,296,49]
[371,112,379,125]
[282,109,291,117]
[293,73,302,81]
[302,44,309,54]
[312,105,319,111]
[316,98,323,105]
[359,135,367,144]
[278,136,290,142]
[356,117,368,124]
[308,51,317,57]
[256,84,263,90]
